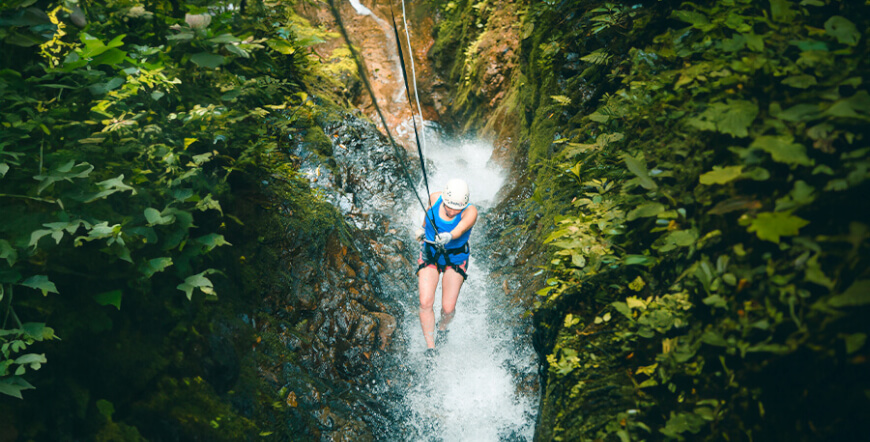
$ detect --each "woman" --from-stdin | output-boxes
[415,178,478,350]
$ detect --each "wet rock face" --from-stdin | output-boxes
[250,106,420,440]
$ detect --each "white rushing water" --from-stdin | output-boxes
[391,129,538,441]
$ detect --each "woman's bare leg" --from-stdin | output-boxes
[438,267,464,331]
[418,266,440,348]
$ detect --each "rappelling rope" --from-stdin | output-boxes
[388,7,432,204]
[399,0,427,157]
[325,0,440,234]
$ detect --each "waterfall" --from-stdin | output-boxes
[372,127,539,441]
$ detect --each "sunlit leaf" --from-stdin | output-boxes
[627,203,664,220]
[699,165,744,185]
[177,269,219,300]
[747,211,809,243]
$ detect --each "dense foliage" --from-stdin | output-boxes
[429,0,868,439]
[0,0,309,400]
[0,1,371,439]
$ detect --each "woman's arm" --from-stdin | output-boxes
[449,205,478,238]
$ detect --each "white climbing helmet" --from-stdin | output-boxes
[442,179,470,210]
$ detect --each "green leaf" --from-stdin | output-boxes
[94,290,122,310]
[20,275,58,296]
[687,100,758,137]
[551,95,571,106]
[96,399,115,420]
[828,280,870,307]
[195,233,232,253]
[699,165,744,185]
[658,230,698,252]
[843,333,866,355]
[14,353,46,368]
[822,90,870,120]
[32,160,94,194]
[177,269,218,300]
[627,203,665,220]
[208,33,240,44]
[267,39,295,55]
[750,135,814,166]
[824,16,861,46]
[22,322,55,341]
[624,255,656,266]
[190,52,226,68]
[782,75,817,89]
[769,0,796,23]
[671,10,710,27]
[0,163,8,178]
[621,154,657,190]
[0,240,17,266]
[776,103,821,122]
[140,257,173,278]
[144,208,176,226]
[0,376,35,399]
[747,211,810,243]
[82,175,136,202]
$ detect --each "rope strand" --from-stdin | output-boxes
[326,0,439,234]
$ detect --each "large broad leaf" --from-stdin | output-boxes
[822,90,870,120]
[621,154,657,190]
[190,52,226,68]
[699,165,744,185]
[747,211,809,243]
[144,208,176,226]
[0,376,35,399]
[267,39,296,55]
[20,275,58,296]
[627,203,665,220]
[824,16,861,46]
[195,233,232,253]
[687,100,758,137]
[657,230,698,252]
[82,175,136,202]
[140,257,173,278]
[750,135,814,166]
[828,280,870,307]
[32,160,94,194]
[0,239,17,266]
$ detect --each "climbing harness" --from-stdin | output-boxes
[417,239,469,280]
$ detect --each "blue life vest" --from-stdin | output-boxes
[422,196,472,265]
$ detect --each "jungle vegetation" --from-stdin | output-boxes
[2,0,869,440]
[1,0,364,439]
[428,0,869,439]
